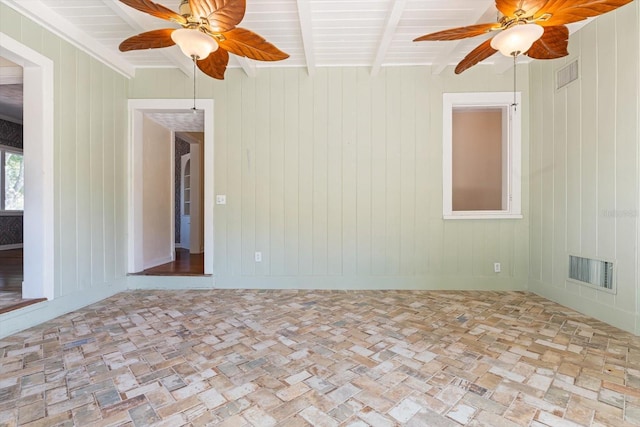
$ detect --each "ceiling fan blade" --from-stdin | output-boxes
[536,0,633,26]
[526,25,569,59]
[454,38,498,74]
[118,0,186,24]
[196,48,230,79]
[218,28,289,61]
[414,23,498,42]
[119,28,176,52]
[495,0,548,18]
[189,0,246,32]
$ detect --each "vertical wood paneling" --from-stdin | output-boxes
[255,73,270,275]
[540,64,555,285]
[312,69,328,275]
[283,69,300,276]
[221,74,239,276]
[552,90,567,287]
[529,63,542,281]
[212,77,228,274]
[399,68,416,275]
[417,72,434,276]
[327,70,343,276]
[269,70,286,276]
[59,42,77,295]
[614,8,639,313]
[596,14,617,260]
[241,76,256,275]
[579,25,599,258]
[341,68,358,276]
[356,68,372,276]
[131,64,530,291]
[566,62,582,255]
[370,73,387,276]
[385,68,401,275]
[102,72,116,283]
[76,52,92,290]
[529,3,639,333]
[89,59,105,286]
[297,73,313,275]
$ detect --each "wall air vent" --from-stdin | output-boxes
[557,60,579,89]
[568,255,615,293]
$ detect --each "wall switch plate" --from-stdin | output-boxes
[216,195,226,205]
[255,252,262,262]
[494,262,501,273]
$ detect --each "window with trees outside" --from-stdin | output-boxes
[1,146,24,212]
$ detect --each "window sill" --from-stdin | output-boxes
[0,211,23,217]
[444,213,523,220]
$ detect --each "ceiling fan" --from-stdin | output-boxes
[118,0,289,79]
[414,0,633,74]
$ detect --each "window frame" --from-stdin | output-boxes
[0,144,24,215]
[442,92,522,220]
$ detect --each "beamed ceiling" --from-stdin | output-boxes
[1,0,593,80]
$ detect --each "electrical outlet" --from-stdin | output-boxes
[255,252,262,262]
[216,195,226,205]
[494,262,501,273]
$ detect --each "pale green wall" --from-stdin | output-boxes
[130,65,530,290]
[529,2,639,333]
[0,4,129,337]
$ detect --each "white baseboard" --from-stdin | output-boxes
[0,243,23,251]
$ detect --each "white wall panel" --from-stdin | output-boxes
[529,2,639,334]
[130,64,530,291]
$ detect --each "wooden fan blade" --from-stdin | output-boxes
[537,0,633,26]
[118,0,186,24]
[119,28,176,52]
[454,38,498,74]
[189,0,246,32]
[197,48,230,79]
[526,25,569,59]
[218,28,289,61]
[495,0,548,18]
[414,23,498,42]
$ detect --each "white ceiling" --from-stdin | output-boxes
[0,0,598,125]
[1,0,533,79]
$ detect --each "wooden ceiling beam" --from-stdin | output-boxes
[295,0,316,76]
[371,0,407,76]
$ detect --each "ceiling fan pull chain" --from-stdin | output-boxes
[192,56,197,112]
[512,54,517,111]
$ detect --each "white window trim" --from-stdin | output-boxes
[0,144,24,214]
[443,92,522,220]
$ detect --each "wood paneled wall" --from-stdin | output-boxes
[131,65,530,290]
[529,2,639,333]
[0,4,129,336]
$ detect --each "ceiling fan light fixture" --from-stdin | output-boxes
[490,23,544,57]
[171,28,218,59]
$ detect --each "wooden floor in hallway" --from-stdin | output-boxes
[1,289,639,426]
[0,249,45,314]
[141,249,205,276]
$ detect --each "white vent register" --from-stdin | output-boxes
[557,60,579,89]
[568,255,615,293]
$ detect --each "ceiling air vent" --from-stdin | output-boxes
[568,255,615,292]
[557,60,579,89]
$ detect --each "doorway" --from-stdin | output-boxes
[128,99,214,276]
[0,33,54,305]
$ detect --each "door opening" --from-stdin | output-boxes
[0,33,54,302]
[128,99,214,276]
